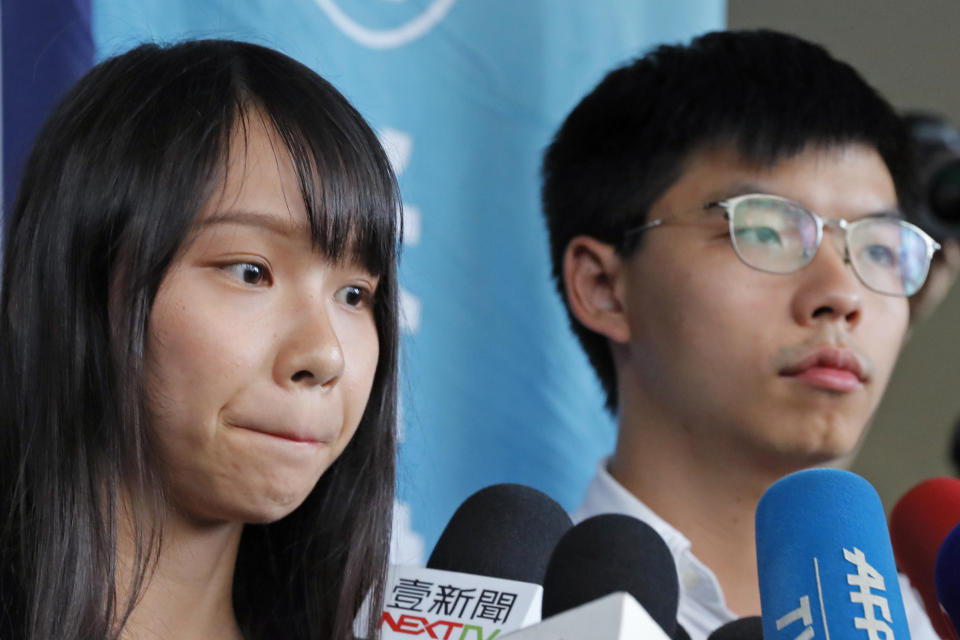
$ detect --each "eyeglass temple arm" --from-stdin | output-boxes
[623,218,663,238]
[623,200,728,242]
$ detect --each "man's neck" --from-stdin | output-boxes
[116,509,245,640]
[609,411,796,617]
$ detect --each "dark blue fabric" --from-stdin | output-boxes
[3,0,93,215]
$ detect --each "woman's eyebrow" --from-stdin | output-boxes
[195,210,304,237]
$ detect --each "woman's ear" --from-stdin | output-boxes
[563,236,631,344]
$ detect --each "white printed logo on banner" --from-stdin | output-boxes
[380,127,421,246]
[315,0,457,49]
[399,288,422,335]
[378,126,424,570]
[378,127,422,336]
[391,499,426,566]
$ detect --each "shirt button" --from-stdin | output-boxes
[680,566,700,590]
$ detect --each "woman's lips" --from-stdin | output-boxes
[231,423,325,445]
[261,431,322,444]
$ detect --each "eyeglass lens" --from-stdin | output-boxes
[727,196,931,296]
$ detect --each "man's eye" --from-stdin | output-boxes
[222,262,270,285]
[335,285,372,309]
[861,244,898,268]
[735,226,783,246]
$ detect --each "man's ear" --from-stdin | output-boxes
[563,236,631,344]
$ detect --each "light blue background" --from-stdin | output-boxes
[93,0,725,553]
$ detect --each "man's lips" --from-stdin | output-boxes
[778,347,868,392]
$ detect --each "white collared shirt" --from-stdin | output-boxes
[573,459,940,640]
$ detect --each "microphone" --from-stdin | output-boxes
[499,591,670,640]
[501,513,679,639]
[936,521,960,638]
[890,477,960,639]
[427,483,573,582]
[707,617,763,640]
[540,514,679,635]
[377,484,572,639]
[756,468,910,640]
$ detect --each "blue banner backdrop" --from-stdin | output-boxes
[8,0,724,559]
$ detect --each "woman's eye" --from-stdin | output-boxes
[335,285,372,309]
[222,262,270,285]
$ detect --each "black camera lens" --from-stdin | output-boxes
[905,112,960,240]
[929,159,960,225]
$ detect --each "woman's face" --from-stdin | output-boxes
[145,115,381,525]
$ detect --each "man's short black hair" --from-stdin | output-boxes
[541,29,915,413]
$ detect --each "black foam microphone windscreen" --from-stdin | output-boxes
[426,483,573,584]
[707,617,763,640]
[541,513,679,636]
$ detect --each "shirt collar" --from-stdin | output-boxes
[571,457,693,561]
[570,458,938,640]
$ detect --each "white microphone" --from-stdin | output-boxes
[380,564,543,639]
[500,591,670,640]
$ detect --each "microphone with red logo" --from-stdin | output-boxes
[375,483,572,639]
[890,477,960,639]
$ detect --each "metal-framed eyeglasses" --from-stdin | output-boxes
[623,193,941,297]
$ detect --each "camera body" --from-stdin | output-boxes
[906,112,960,240]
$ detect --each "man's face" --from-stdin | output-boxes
[618,143,909,469]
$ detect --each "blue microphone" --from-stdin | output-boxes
[935,520,960,637]
[756,468,910,640]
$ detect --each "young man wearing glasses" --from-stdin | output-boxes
[542,30,940,639]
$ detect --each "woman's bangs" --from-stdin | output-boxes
[264,108,399,278]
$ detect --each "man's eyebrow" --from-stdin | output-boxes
[707,182,768,203]
[708,183,903,217]
[695,182,767,216]
[194,210,304,236]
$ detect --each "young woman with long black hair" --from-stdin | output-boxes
[0,39,400,640]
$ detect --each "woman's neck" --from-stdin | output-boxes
[116,508,245,640]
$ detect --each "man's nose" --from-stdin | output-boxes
[791,226,863,329]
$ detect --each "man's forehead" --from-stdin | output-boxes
[682,141,889,175]
[664,142,899,217]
